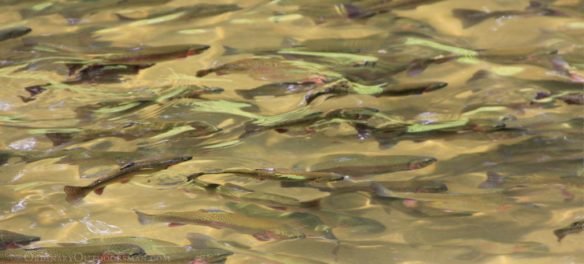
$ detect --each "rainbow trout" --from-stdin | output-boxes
[135,209,306,241]
[64,156,191,203]
[99,250,232,264]
[0,230,39,250]
[302,154,437,177]
[215,183,320,208]
[554,220,584,242]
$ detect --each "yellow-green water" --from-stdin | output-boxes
[0,0,583,263]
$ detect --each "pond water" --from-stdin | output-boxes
[0,0,582,263]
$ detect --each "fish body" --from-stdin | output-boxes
[376,81,448,96]
[116,3,241,22]
[135,209,305,241]
[554,220,584,242]
[99,250,232,264]
[453,3,564,28]
[298,179,448,194]
[0,230,40,250]
[214,168,347,182]
[64,156,192,203]
[479,171,584,189]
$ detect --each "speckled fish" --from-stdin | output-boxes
[189,168,347,183]
[302,154,437,177]
[236,80,325,99]
[0,26,31,42]
[0,230,39,250]
[0,243,145,263]
[135,209,306,241]
[214,183,320,208]
[64,156,192,203]
[554,220,584,242]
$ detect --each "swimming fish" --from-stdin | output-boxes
[214,183,320,208]
[452,1,565,28]
[135,209,306,241]
[0,243,145,263]
[64,156,192,203]
[188,168,347,183]
[302,154,437,177]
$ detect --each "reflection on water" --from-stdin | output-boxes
[0,0,582,263]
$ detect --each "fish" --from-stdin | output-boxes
[0,243,145,263]
[214,183,320,208]
[65,63,154,84]
[115,3,241,22]
[64,156,192,203]
[452,2,565,28]
[479,171,584,189]
[0,230,40,250]
[290,179,448,195]
[94,44,210,65]
[304,80,448,104]
[188,168,347,183]
[187,233,327,264]
[236,80,324,99]
[371,183,514,214]
[554,220,584,242]
[0,26,31,42]
[134,209,306,241]
[301,154,437,177]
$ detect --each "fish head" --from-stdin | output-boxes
[407,157,437,170]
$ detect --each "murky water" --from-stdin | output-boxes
[0,0,583,263]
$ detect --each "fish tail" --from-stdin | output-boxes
[134,210,155,225]
[186,233,214,249]
[63,185,90,204]
[479,171,504,189]
[451,9,492,28]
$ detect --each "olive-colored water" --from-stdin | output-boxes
[0,0,583,263]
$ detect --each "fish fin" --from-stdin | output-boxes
[114,13,137,21]
[479,171,504,189]
[451,9,493,28]
[299,198,321,208]
[134,210,155,225]
[45,132,73,146]
[222,45,239,56]
[18,95,35,103]
[94,187,105,195]
[280,181,308,188]
[120,178,131,184]
[235,89,255,100]
[281,37,301,49]
[168,222,185,227]
[370,182,397,198]
[63,185,90,204]
[553,229,566,242]
[186,233,215,249]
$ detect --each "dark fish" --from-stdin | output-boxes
[0,230,40,250]
[335,0,446,19]
[64,156,192,203]
[0,26,31,42]
[135,209,306,241]
[479,171,584,189]
[374,81,448,96]
[554,220,584,242]
[115,4,241,22]
[65,63,154,84]
[452,2,565,28]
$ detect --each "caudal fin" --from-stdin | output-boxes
[478,171,504,189]
[134,210,155,225]
[63,185,90,204]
